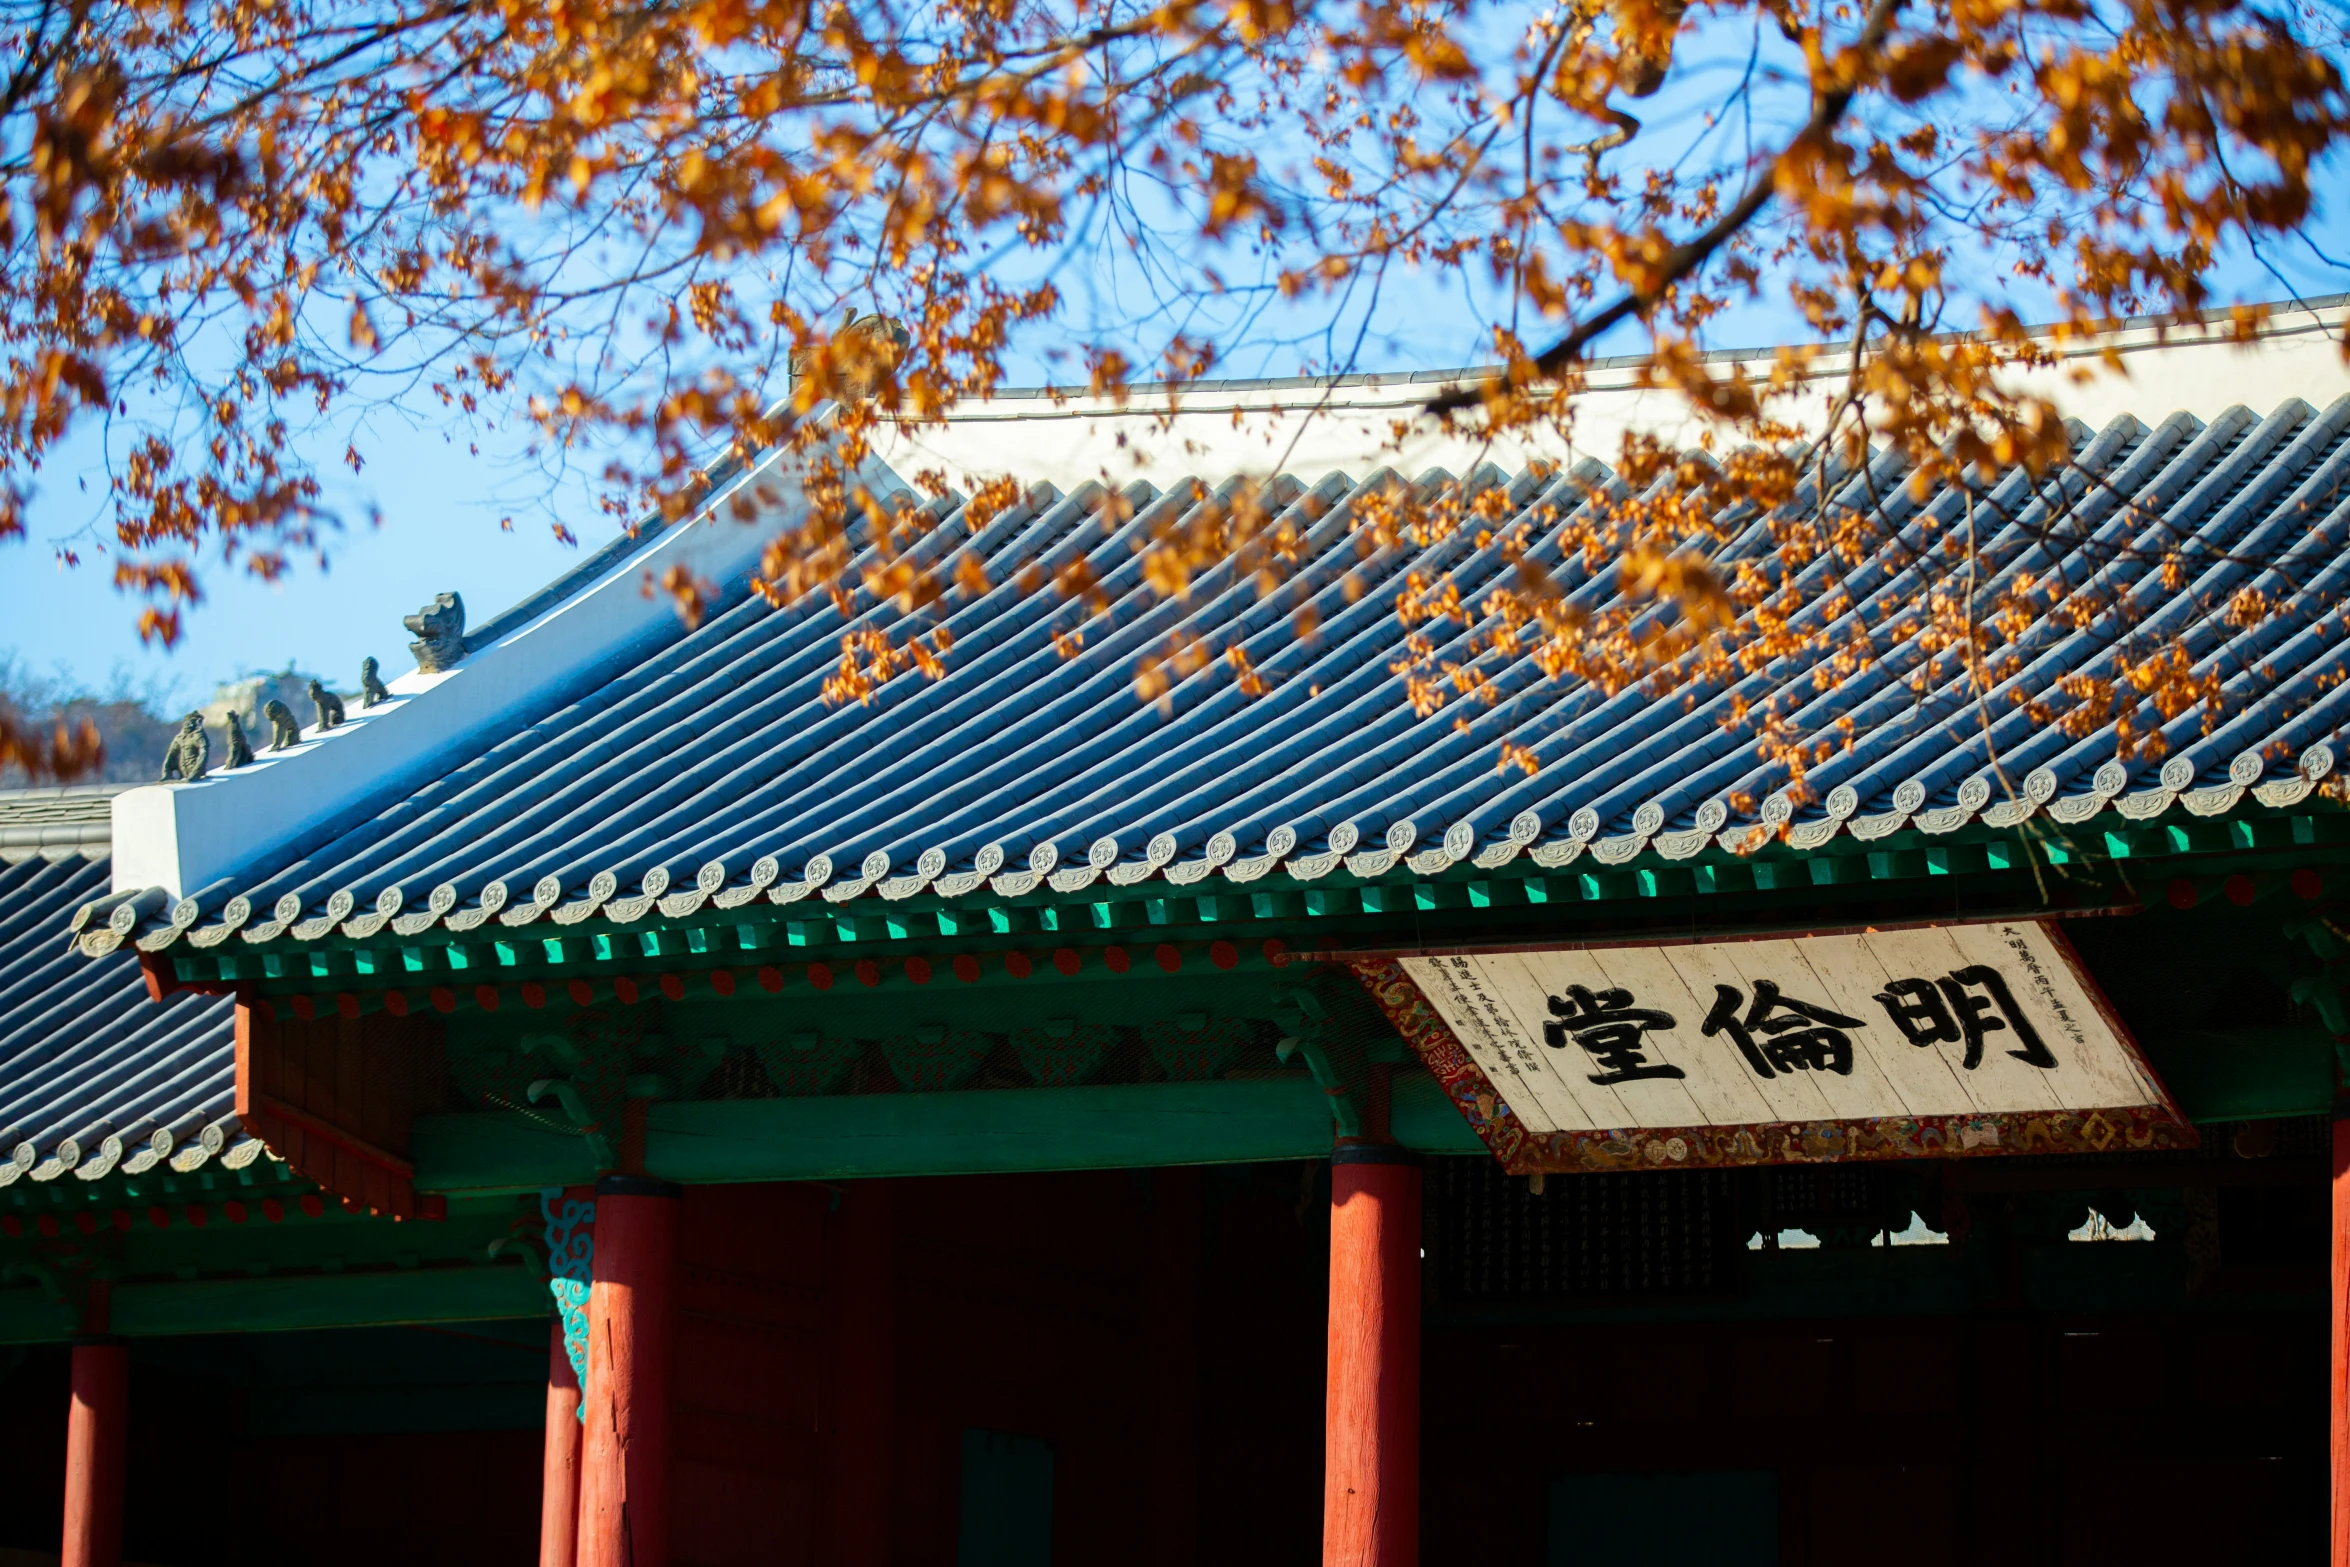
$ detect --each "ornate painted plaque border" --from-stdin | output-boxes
[1349,921,2196,1173]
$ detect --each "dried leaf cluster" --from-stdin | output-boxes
[0,0,2343,796]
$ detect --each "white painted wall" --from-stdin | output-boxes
[110,443,895,901]
[871,306,2348,495]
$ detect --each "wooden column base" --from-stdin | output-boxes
[62,1336,128,1567]
[579,1176,681,1567]
[1323,1147,1421,1567]
[541,1316,583,1567]
[2331,1112,2349,1567]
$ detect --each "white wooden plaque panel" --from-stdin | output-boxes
[1392,921,2176,1147]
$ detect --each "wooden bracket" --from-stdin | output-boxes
[137,952,237,1003]
[235,998,446,1219]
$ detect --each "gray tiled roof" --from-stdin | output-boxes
[0,785,119,861]
[0,843,244,1186]
[103,394,2350,951]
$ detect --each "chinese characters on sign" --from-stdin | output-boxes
[1402,922,2165,1138]
[1874,969,2058,1068]
[1699,981,1863,1079]
[1543,986,1685,1086]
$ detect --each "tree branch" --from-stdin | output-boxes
[1425,0,1905,415]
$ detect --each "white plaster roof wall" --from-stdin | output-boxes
[871,303,2348,495]
[110,437,910,902]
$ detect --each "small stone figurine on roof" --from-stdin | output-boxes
[789,313,910,403]
[359,656,391,708]
[308,677,346,729]
[159,713,207,781]
[221,710,255,769]
[404,592,465,673]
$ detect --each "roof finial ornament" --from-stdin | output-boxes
[263,699,300,751]
[221,710,255,769]
[792,313,910,402]
[159,713,207,781]
[404,592,466,673]
[359,656,390,708]
[308,678,347,730]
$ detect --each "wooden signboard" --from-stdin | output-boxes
[1353,920,2194,1173]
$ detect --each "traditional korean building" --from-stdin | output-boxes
[6,303,2349,1566]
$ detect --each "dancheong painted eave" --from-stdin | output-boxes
[0,790,250,1189]
[70,310,2350,962]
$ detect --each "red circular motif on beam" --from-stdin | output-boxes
[0,1216,17,1238]
[298,1194,324,1218]
[522,982,547,1009]
[476,985,501,1012]
[430,986,457,1014]
[808,963,834,991]
[1053,948,1081,976]
[1005,951,1033,979]
[1209,940,1238,970]
[336,993,360,1020]
[110,1210,132,1233]
[385,990,410,1017]
[185,1204,208,1228]
[2294,867,2325,901]
[224,1201,248,1225]
[757,966,784,993]
[659,974,685,1002]
[72,1211,95,1236]
[855,959,881,988]
[291,995,316,1022]
[1155,944,1182,973]
[2165,879,2196,910]
[2224,874,2256,906]
[261,1198,285,1223]
[614,977,641,1005]
[35,1215,57,1238]
[569,979,595,1006]
[954,954,981,983]
[1105,946,1131,974]
[147,1206,170,1229]
[1263,938,1287,964]
[253,999,277,1023]
[905,956,932,985]
[711,970,737,997]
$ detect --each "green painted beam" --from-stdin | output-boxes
[415,1073,1484,1192]
[0,1262,549,1343]
[412,1111,605,1194]
[2139,1024,2335,1123]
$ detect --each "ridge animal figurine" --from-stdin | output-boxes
[263,699,301,751]
[220,710,255,770]
[309,678,346,730]
[403,592,466,673]
[790,313,910,402]
[159,713,207,781]
[359,656,390,708]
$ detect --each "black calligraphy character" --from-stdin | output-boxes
[1874,978,1960,1048]
[1702,979,1863,1078]
[1542,985,1686,1087]
[1873,968,2056,1069]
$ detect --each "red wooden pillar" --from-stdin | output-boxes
[2332,1111,2350,1567]
[1150,1167,1205,1567]
[542,1316,584,1567]
[824,1180,895,1567]
[61,1333,128,1567]
[579,1176,681,1567]
[1323,1146,1420,1567]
